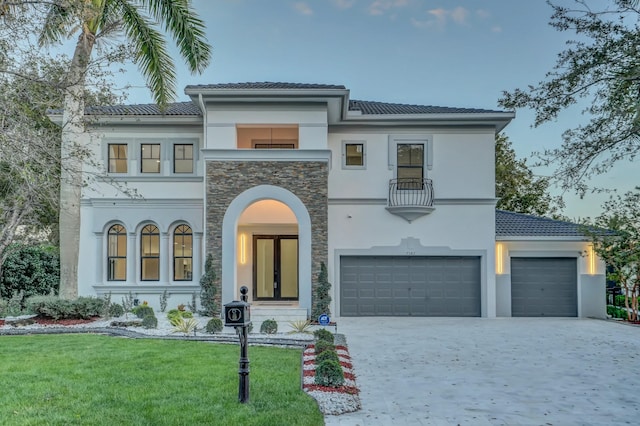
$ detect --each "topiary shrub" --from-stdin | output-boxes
[314,339,336,355]
[315,349,339,364]
[142,314,158,329]
[205,318,223,334]
[314,359,345,387]
[199,254,218,316]
[311,262,331,319]
[1,244,59,300]
[313,328,334,344]
[109,303,125,317]
[260,318,278,334]
[132,305,154,319]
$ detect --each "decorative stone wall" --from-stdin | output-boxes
[205,161,328,310]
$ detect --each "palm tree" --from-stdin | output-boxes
[39,0,211,298]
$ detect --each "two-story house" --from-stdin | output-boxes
[67,82,606,324]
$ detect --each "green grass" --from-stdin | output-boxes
[0,335,323,426]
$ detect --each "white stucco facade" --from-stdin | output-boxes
[69,83,605,320]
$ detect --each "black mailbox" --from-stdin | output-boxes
[224,299,251,327]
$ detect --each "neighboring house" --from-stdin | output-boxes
[60,82,606,322]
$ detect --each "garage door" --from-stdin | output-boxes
[511,257,577,317]
[340,256,481,317]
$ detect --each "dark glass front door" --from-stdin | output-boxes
[253,235,298,300]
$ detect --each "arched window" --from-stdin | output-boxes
[173,224,193,281]
[107,224,126,281]
[141,224,160,281]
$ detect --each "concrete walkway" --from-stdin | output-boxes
[324,318,640,426]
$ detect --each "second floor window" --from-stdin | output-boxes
[397,144,424,189]
[141,144,161,173]
[141,224,160,280]
[107,224,126,281]
[174,144,193,173]
[108,144,127,173]
[345,143,364,167]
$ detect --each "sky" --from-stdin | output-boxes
[116,0,638,220]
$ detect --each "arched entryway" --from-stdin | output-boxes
[221,185,313,315]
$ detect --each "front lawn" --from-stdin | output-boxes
[0,335,323,425]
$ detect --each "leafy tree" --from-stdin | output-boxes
[584,188,640,321]
[495,133,558,216]
[1,244,60,300]
[19,0,212,299]
[499,0,640,195]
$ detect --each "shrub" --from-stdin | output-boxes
[0,244,59,300]
[168,309,194,325]
[287,319,312,334]
[109,303,125,317]
[313,328,334,344]
[315,349,339,364]
[142,314,158,329]
[314,359,345,387]
[6,290,24,316]
[260,319,278,334]
[314,339,335,355]
[132,305,154,319]
[205,318,223,334]
[25,296,104,320]
[199,254,218,316]
[0,299,8,317]
[171,317,199,336]
[311,262,331,319]
[72,297,106,319]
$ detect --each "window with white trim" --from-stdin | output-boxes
[342,141,366,169]
[141,224,160,280]
[173,225,193,281]
[141,144,161,173]
[107,224,126,281]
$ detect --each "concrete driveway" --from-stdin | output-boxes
[324,318,640,426]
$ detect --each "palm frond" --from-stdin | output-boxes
[142,0,211,73]
[39,0,77,46]
[116,0,175,108]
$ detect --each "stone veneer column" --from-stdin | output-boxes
[205,161,328,311]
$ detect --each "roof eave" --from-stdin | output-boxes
[496,236,590,241]
[47,113,203,126]
[338,112,515,131]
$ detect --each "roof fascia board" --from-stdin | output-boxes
[496,236,589,241]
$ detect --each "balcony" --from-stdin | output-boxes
[386,178,435,222]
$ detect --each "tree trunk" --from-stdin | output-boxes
[58,33,94,300]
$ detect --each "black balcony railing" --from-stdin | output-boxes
[388,178,434,207]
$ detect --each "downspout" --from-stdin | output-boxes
[198,93,207,145]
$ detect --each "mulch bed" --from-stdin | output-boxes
[302,344,360,395]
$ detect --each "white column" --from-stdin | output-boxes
[128,232,137,283]
[95,233,103,283]
[193,232,203,283]
[161,232,170,283]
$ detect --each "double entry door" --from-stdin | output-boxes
[253,235,298,300]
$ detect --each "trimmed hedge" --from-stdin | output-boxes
[25,295,105,320]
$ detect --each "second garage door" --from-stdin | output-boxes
[511,257,577,317]
[340,256,481,316]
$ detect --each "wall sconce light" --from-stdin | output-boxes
[239,233,247,265]
[588,244,596,275]
[495,243,504,275]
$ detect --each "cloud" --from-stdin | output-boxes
[332,0,356,9]
[491,25,502,33]
[412,6,470,30]
[293,2,313,15]
[368,0,408,16]
[450,6,469,25]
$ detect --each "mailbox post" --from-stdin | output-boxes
[224,286,251,403]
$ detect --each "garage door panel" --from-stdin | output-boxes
[341,256,481,317]
[511,258,577,317]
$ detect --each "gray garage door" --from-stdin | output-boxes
[511,257,577,317]
[340,256,481,316]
